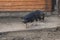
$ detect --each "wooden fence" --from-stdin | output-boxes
[0,0,52,11]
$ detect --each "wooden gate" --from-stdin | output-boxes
[0,0,52,11]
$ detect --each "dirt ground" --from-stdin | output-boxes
[0,15,60,32]
[0,14,60,40]
[0,27,60,40]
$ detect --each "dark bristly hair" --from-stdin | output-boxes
[22,10,45,24]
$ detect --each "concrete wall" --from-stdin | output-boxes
[0,11,57,17]
[0,11,31,17]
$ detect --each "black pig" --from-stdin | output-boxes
[22,10,45,27]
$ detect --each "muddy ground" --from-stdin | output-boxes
[0,27,60,40]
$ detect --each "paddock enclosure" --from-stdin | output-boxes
[0,0,52,11]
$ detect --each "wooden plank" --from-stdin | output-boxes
[0,0,52,11]
[0,0,45,2]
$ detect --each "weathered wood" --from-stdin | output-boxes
[0,0,52,11]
